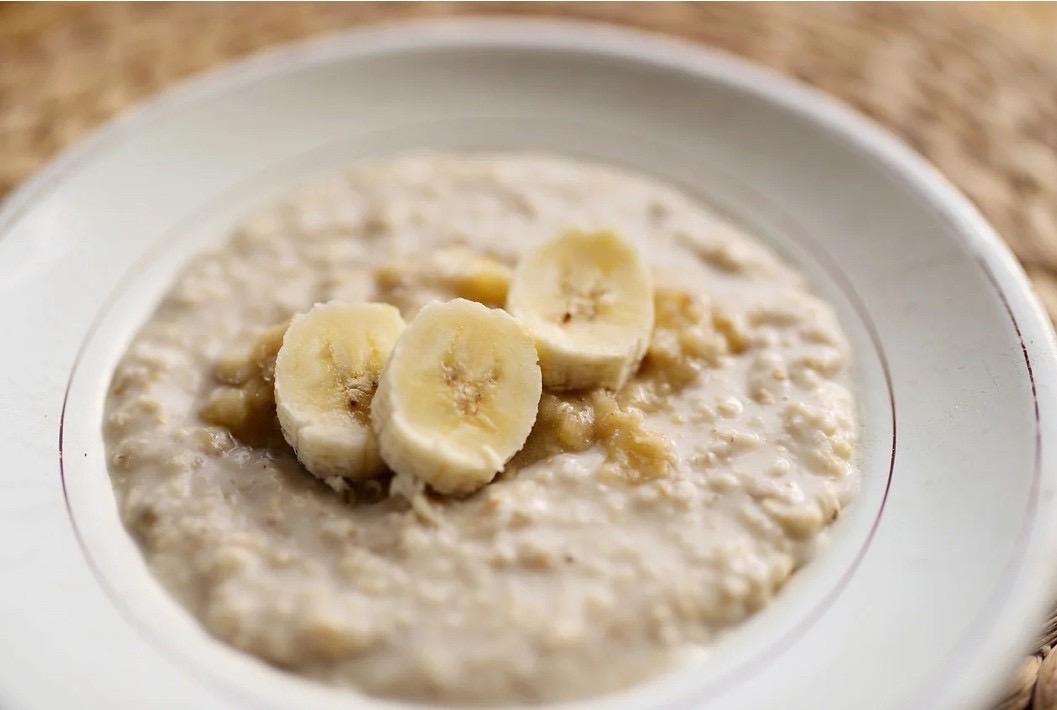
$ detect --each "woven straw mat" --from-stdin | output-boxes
[2,2,1057,708]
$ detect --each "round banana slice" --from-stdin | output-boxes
[372,299,543,497]
[274,301,406,485]
[506,230,655,390]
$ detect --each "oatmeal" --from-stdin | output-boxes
[104,154,859,704]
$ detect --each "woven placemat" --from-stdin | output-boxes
[3,2,1057,707]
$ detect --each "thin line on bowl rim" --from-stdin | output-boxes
[808,103,1047,704]
[901,255,1043,707]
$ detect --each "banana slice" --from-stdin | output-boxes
[273,301,406,486]
[372,299,542,496]
[506,230,654,390]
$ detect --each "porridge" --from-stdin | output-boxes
[104,154,859,704]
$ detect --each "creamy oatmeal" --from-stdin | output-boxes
[104,154,859,704]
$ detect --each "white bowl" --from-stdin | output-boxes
[1,18,1055,710]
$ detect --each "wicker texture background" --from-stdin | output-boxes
[2,2,1057,707]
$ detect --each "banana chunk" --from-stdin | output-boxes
[200,321,288,446]
[274,301,406,484]
[372,299,542,497]
[507,230,655,390]
[432,246,512,306]
[373,245,512,316]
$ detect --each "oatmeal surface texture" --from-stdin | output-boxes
[104,153,859,704]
